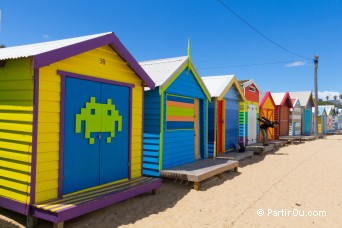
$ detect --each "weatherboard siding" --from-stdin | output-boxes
[0,58,33,203]
[144,89,161,133]
[35,45,144,202]
[142,89,161,176]
[208,99,215,157]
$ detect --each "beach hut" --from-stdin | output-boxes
[271,92,293,139]
[202,75,246,157]
[259,92,276,141]
[289,98,302,136]
[238,79,261,145]
[140,56,211,176]
[319,105,336,132]
[289,91,315,135]
[0,32,162,225]
[316,107,327,134]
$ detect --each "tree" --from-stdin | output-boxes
[334,95,337,100]
[326,95,329,101]
[0,44,5,48]
[318,99,323,102]
[340,94,342,100]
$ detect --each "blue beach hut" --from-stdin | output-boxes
[140,56,211,176]
[202,75,246,157]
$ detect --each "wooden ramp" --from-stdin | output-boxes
[279,136,304,144]
[216,151,254,161]
[160,159,239,190]
[31,177,162,226]
[301,135,316,141]
[246,143,275,154]
[269,140,287,148]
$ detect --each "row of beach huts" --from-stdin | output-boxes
[0,32,341,227]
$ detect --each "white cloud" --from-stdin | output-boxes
[284,61,306,67]
[42,34,50,39]
[318,91,341,100]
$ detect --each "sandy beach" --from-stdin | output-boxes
[1,135,341,228]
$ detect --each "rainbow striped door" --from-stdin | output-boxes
[166,95,200,160]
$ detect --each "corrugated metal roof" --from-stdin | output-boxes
[139,56,188,87]
[0,32,112,60]
[271,92,286,105]
[289,91,313,107]
[202,75,235,97]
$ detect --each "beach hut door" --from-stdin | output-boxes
[63,77,129,194]
[247,104,257,144]
[304,110,311,134]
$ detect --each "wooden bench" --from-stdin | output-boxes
[31,177,162,227]
[160,159,239,190]
[246,143,275,154]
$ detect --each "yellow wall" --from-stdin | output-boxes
[35,45,143,203]
[0,58,33,203]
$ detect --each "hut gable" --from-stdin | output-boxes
[0,32,155,89]
[239,79,261,103]
[202,75,246,101]
[289,91,315,109]
[140,56,210,99]
[260,91,276,109]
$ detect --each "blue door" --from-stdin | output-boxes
[304,109,311,135]
[100,83,129,184]
[322,115,326,134]
[225,100,239,151]
[63,77,129,194]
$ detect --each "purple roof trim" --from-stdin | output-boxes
[0,197,30,215]
[31,178,162,223]
[110,33,155,89]
[33,33,155,89]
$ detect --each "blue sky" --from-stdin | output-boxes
[1,0,341,98]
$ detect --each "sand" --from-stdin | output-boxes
[1,135,342,228]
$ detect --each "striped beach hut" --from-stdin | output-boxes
[0,32,161,225]
[289,98,302,136]
[140,56,211,176]
[239,79,261,145]
[271,92,293,139]
[259,91,276,141]
[316,107,327,134]
[202,75,246,157]
[289,91,315,135]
